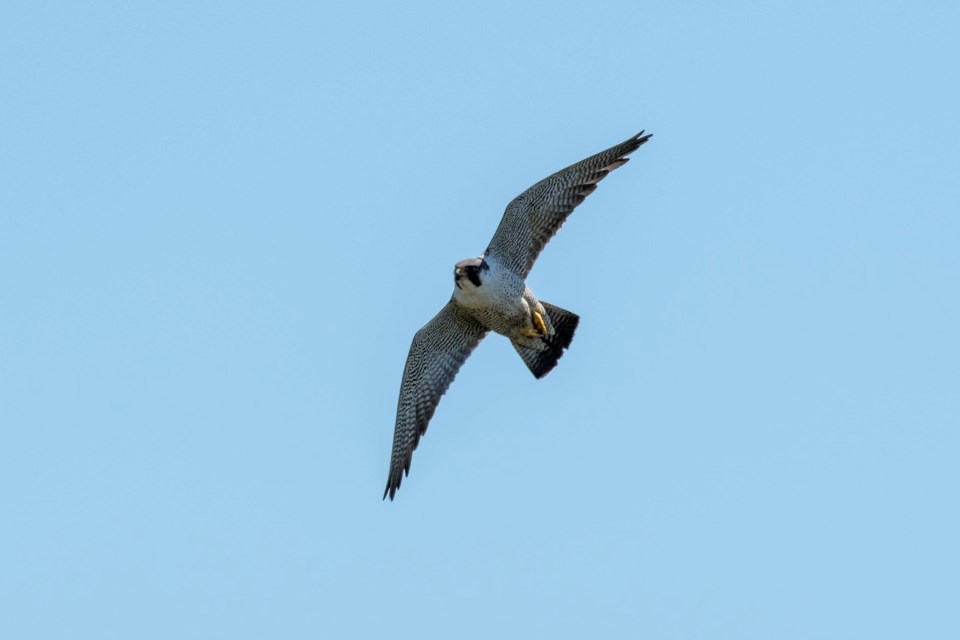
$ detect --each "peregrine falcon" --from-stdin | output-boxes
[384,131,653,500]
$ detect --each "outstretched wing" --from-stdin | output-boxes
[384,301,488,500]
[485,131,652,279]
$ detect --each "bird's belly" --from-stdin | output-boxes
[473,302,529,338]
[455,286,528,337]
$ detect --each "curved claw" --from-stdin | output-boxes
[525,309,550,338]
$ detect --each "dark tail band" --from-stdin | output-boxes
[512,302,580,379]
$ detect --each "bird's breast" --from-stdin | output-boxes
[452,258,528,334]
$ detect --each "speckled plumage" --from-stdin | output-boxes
[384,131,652,500]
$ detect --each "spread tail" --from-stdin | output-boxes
[512,302,580,379]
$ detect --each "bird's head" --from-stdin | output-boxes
[454,257,488,290]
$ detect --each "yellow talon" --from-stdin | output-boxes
[531,309,548,337]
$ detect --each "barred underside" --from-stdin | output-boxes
[384,301,488,500]
[385,131,651,500]
[485,131,652,279]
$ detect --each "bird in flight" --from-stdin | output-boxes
[384,131,653,500]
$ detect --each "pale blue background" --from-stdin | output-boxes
[2,1,958,638]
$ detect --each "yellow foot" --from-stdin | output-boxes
[532,309,548,336]
[519,309,549,339]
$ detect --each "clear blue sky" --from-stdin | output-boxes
[2,1,958,638]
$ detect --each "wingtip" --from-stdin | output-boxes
[383,466,398,500]
[383,482,397,501]
[382,449,417,501]
[616,130,653,157]
[383,474,400,501]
